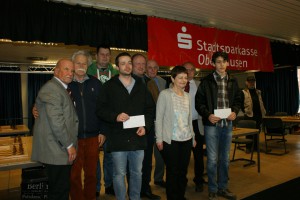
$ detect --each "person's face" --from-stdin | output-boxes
[117,56,132,76]
[73,54,88,77]
[146,60,158,78]
[171,72,188,90]
[212,56,228,75]
[184,63,195,80]
[246,80,256,89]
[132,55,146,77]
[54,60,74,84]
[96,48,111,68]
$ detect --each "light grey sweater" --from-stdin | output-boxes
[155,88,195,144]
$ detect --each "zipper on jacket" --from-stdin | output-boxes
[78,82,87,138]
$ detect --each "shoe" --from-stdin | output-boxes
[208,192,218,200]
[154,180,166,188]
[96,191,100,197]
[141,191,161,199]
[105,185,115,195]
[217,189,237,200]
[195,183,203,192]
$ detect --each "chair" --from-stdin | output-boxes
[263,118,289,155]
[274,112,294,134]
[231,120,256,166]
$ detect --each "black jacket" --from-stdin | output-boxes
[69,75,106,139]
[96,75,155,152]
[195,72,241,126]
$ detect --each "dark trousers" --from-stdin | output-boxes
[161,139,192,200]
[192,120,205,185]
[244,115,262,150]
[141,130,155,193]
[44,163,72,200]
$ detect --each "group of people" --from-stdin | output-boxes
[31,48,265,200]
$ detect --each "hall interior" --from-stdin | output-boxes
[1,133,300,200]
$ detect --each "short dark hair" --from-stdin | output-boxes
[96,44,111,54]
[171,66,188,79]
[115,52,131,67]
[211,51,229,63]
[131,53,147,62]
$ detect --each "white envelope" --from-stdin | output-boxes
[214,108,231,119]
[123,115,145,129]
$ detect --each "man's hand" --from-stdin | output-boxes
[208,114,221,124]
[98,134,106,147]
[116,112,130,122]
[193,140,197,147]
[136,127,145,136]
[156,142,163,151]
[32,104,39,119]
[67,146,77,162]
[227,112,236,121]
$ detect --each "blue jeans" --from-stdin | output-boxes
[204,122,232,193]
[111,150,144,200]
[103,142,113,187]
[96,142,114,192]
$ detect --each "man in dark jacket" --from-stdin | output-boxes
[69,50,106,200]
[195,51,241,200]
[97,52,155,200]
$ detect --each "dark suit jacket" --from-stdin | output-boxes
[31,77,78,165]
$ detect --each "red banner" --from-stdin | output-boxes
[148,17,273,72]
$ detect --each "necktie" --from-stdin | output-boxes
[67,87,75,106]
[184,81,190,93]
[67,87,72,97]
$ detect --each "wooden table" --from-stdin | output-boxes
[0,125,30,137]
[232,128,260,173]
[0,136,41,171]
[264,116,300,123]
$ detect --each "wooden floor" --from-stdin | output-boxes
[1,133,300,200]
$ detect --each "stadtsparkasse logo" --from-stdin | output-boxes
[177,26,192,49]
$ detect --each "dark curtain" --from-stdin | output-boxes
[27,73,52,131]
[255,66,299,115]
[271,41,300,66]
[0,73,23,126]
[0,0,148,50]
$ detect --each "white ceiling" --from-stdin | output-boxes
[1,0,300,65]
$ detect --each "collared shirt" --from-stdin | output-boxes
[73,74,89,83]
[154,76,166,92]
[54,76,68,89]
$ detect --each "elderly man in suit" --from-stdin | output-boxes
[31,59,78,200]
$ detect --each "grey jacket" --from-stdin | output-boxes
[31,78,78,165]
[155,88,194,144]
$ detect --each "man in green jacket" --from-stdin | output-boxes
[87,44,119,84]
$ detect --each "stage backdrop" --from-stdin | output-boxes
[148,17,273,72]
